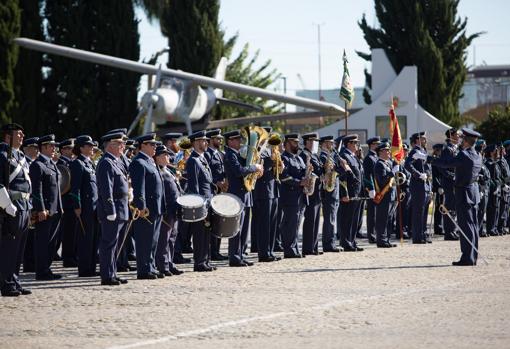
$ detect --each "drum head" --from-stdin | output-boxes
[177,194,205,208]
[210,193,244,217]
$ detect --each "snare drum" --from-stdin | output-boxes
[176,194,208,222]
[209,193,244,239]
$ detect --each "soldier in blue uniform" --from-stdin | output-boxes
[253,127,281,261]
[185,130,216,272]
[0,123,33,296]
[30,134,63,280]
[280,133,307,258]
[162,132,183,165]
[334,135,345,242]
[438,128,461,240]
[56,138,78,267]
[300,133,323,255]
[154,145,184,276]
[363,137,381,243]
[484,144,502,236]
[418,128,482,265]
[224,130,261,266]
[504,140,510,233]
[373,142,398,247]
[204,129,228,261]
[70,135,99,277]
[21,137,39,273]
[97,132,129,285]
[318,135,341,252]
[497,144,510,235]
[338,134,364,252]
[431,144,444,236]
[129,133,165,279]
[405,132,432,244]
[475,140,491,237]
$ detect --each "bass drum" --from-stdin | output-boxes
[177,194,208,222]
[209,193,244,239]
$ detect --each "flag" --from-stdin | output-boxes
[389,99,405,163]
[339,50,355,107]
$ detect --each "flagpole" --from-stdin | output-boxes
[344,101,348,135]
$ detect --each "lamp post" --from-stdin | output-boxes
[280,76,287,112]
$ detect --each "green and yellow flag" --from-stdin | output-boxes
[339,50,355,107]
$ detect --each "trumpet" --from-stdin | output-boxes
[268,132,284,181]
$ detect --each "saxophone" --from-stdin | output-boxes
[322,152,337,192]
[303,151,318,196]
[268,132,284,182]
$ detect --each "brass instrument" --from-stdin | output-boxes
[268,132,284,182]
[57,163,71,195]
[395,171,407,186]
[241,126,269,191]
[373,178,395,204]
[303,152,318,196]
[322,152,337,192]
[175,137,192,172]
[91,148,103,165]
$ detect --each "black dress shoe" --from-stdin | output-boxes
[36,272,62,281]
[413,240,427,244]
[169,267,184,275]
[161,270,173,277]
[154,272,165,279]
[206,264,218,270]
[128,254,137,261]
[115,277,128,284]
[342,246,357,252]
[101,278,121,286]
[355,247,364,251]
[452,260,476,266]
[211,253,229,261]
[270,255,282,260]
[174,255,192,264]
[444,235,459,241]
[323,247,340,253]
[377,243,392,248]
[78,271,100,277]
[242,260,254,266]
[259,256,276,262]
[137,273,158,280]
[1,288,20,297]
[18,287,32,295]
[194,265,213,272]
[229,261,248,267]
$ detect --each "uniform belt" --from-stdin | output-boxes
[8,190,30,201]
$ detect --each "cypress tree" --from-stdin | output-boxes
[358,0,481,126]
[0,1,21,124]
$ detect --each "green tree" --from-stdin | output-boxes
[43,0,140,139]
[476,106,510,144]
[13,0,44,135]
[0,1,21,124]
[358,0,481,126]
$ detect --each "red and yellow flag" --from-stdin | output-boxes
[389,100,404,163]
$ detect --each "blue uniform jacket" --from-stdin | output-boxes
[363,150,378,191]
[300,148,322,204]
[280,150,306,206]
[224,146,258,207]
[437,141,457,187]
[96,152,129,221]
[70,155,98,211]
[253,147,278,201]
[0,145,32,211]
[339,147,363,198]
[57,156,74,210]
[160,166,181,220]
[432,147,482,206]
[29,154,62,215]
[318,150,338,200]
[129,151,165,218]
[185,150,214,199]
[485,158,502,196]
[374,158,397,202]
[204,147,225,184]
[405,146,432,192]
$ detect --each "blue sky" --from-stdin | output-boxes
[137,0,510,96]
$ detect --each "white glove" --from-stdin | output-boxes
[438,188,444,195]
[419,173,428,181]
[504,185,510,193]
[368,190,376,199]
[413,152,427,161]
[5,203,17,217]
[107,213,117,221]
[128,187,134,202]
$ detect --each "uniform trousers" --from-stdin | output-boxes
[410,188,430,242]
[229,207,250,263]
[34,213,62,277]
[133,215,162,276]
[339,200,361,249]
[99,219,126,281]
[156,215,178,272]
[455,199,479,264]
[76,210,98,274]
[486,194,500,235]
[190,220,209,267]
[366,200,376,241]
[254,199,278,259]
[60,209,77,264]
[281,203,305,257]
[375,198,397,244]
[443,185,457,238]
[321,197,338,250]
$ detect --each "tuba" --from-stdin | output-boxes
[241,126,269,191]
[268,132,284,182]
[175,137,193,172]
[322,152,337,192]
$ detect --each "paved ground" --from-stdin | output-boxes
[1,233,510,349]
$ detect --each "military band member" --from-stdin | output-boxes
[438,128,461,240]
[224,130,261,266]
[300,133,323,255]
[130,133,165,279]
[21,137,39,273]
[155,145,183,276]
[334,135,345,242]
[185,130,215,272]
[431,143,444,236]
[97,132,129,285]
[318,135,340,253]
[204,129,228,261]
[485,144,502,236]
[363,136,381,243]
[0,123,32,296]
[280,133,307,258]
[497,144,510,235]
[339,134,364,252]
[161,132,182,167]
[30,134,63,280]
[420,128,482,265]
[504,140,510,233]
[373,142,398,247]
[70,135,99,277]
[253,127,281,261]
[57,138,78,267]
[475,140,490,237]
[405,132,432,244]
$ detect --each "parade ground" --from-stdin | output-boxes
[1,233,509,349]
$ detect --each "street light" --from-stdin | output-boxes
[280,76,287,112]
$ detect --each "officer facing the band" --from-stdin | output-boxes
[0,123,32,297]
[280,133,307,258]
[363,136,381,243]
[30,134,63,280]
[130,133,165,279]
[97,132,129,286]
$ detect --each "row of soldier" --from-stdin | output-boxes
[0,122,505,297]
